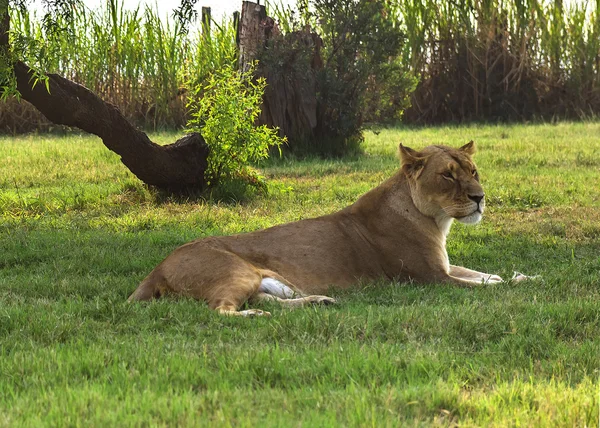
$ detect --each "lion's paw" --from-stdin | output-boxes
[240,309,271,317]
[308,296,337,305]
[511,272,541,282]
[485,274,504,284]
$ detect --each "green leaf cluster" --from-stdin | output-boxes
[186,62,285,189]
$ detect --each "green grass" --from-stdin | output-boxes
[1,123,599,426]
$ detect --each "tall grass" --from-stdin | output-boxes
[4,0,237,132]
[396,0,600,122]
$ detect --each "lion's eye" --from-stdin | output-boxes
[441,171,454,180]
[472,169,479,181]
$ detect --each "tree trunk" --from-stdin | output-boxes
[238,1,324,151]
[257,30,323,148]
[13,62,208,192]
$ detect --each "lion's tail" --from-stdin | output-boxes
[127,270,166,302]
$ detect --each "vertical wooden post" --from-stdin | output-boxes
[201,6,211,37]
[238,1,267,72]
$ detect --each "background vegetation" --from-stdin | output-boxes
[2,0,598,133]
[399,0,600,123]
[1,123,599,425]
[3,0,237,132]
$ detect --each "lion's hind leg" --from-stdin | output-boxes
[253,275,336,308]
[215,306,271,317]
[203,258,273,317]
[130,244,272,317]
[128,270,166,302]
[449,265,503,284]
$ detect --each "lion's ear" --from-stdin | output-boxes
[399,143,427,178]
[460,140,476,155]
[399,143,419,162]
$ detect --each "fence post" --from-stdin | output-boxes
[233,11,240,45]
[238,1,267,72]
[201,6,211,37]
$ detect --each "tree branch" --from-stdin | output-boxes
[13,61,209,191]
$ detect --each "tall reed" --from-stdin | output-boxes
[397,0,600,122]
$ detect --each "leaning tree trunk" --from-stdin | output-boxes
[13,62,208,191]
[1,4,208,193]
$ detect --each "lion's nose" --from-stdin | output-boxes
[468,194,484,204]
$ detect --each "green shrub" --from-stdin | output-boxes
[186,62,285,190]
[306,0,415,127]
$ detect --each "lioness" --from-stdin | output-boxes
[129,141,503,316]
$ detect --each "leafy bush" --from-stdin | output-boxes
[186,63,285,190]
[305,0,415,127]
[261,0,415,156]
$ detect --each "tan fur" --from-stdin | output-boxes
[128,142,502,316]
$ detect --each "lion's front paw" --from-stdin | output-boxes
[306,295,337,305]
[511,271,541,282]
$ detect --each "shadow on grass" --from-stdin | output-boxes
[151,179,266,206]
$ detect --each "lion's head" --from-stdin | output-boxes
[399,141,485,229]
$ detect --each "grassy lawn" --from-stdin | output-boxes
[1,123,599,426]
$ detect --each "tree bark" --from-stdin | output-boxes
[12,61,208,192]
[238,1,324,150]
[238,1,267,72]
[258,30,322,147]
